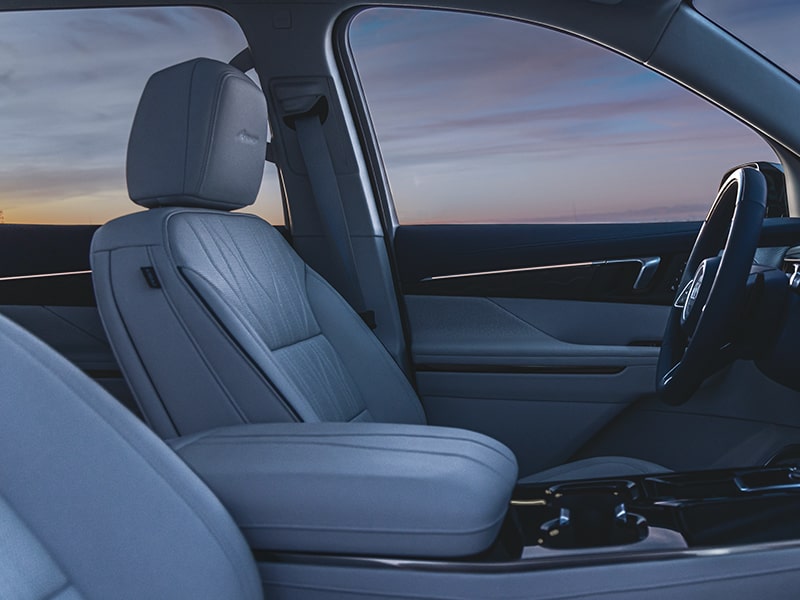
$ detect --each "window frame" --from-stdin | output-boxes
[335,5,789,232]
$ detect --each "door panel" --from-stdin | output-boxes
[397,220,800,302]
[407,296,664,369]
[576,360,800,470]
[0,224,96,306]
[397,220,800,472]
[0,305,115,372]
[0,305,136,412]
[406,295,665,476]
[397,222,699,305]
[0,225,139,412]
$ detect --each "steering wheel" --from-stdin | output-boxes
[657,167,767,405]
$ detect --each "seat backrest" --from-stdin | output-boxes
[0,312,261,599]
[91,58,425,438]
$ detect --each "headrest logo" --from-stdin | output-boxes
[236,129,260,145]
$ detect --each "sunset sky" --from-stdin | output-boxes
[0,2,797,225]
[350,3,792,224]
[0,7,283,225]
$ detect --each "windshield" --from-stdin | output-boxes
[694,0,800,80]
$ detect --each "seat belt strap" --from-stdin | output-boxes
[292,105,376,329]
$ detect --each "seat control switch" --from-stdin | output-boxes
[141,267,161,289]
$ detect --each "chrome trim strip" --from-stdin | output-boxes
[510,498,547,507]
[421,261,595,282]
[421,257,661,287]
[674,280,693,309]
[416,363,625,375]
[0,269,92,282]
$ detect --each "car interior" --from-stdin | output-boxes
[5,0,800,598]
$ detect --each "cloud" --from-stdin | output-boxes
[350,7,777,224]
[0,6,281,224]
[0,3,789,227]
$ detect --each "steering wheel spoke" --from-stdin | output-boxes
[657,167,767,405]
[673,280,692,309]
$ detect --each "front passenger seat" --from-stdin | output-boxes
[91,57,666,482]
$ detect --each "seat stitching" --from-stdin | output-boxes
[347,408,370,422]
[192,219,266,325]
[178,266,320,422]
[270,331,323,353]
[177,427,517,465]
[245,222,318,339]
[183,218,282,348]
[216,217,311,345]
[41,581,74,600]
[217,218,281,308]
[180,438,516,476]
[304,269,427,423]
[274,334,365,421]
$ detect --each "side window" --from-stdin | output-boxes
[349,8,775,225]
[0,7,284,226]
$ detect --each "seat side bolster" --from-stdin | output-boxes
[305,268,427,425]
[92,209,301,436]
[90,244,178,438]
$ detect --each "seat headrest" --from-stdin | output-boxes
[127,58,267,211]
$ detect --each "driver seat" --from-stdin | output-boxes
[91,58,666,482]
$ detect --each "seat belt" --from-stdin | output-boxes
[286,96,376,329]
[226,53,374,327]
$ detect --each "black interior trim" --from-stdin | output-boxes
[0,224,97,278]
[0,272,97,306]
[416,364,625,375]
[396,222,697,305]
[0,223,290,307]
[396,219,800,305]
[84,369,124,379]
[396,222,700,283]
[255,537,800,575]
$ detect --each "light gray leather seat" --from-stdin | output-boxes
[0,311,261,599]
[91,57,666,482]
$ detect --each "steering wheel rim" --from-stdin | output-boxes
[657,167,767,405]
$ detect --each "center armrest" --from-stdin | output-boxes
[170,422,518,558]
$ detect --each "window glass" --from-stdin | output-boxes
[349,8,775,224]
[694,0,800,82]
[0,7,283,225]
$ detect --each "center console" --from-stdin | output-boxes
[508,465,800,557]
[172,421,800,566]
